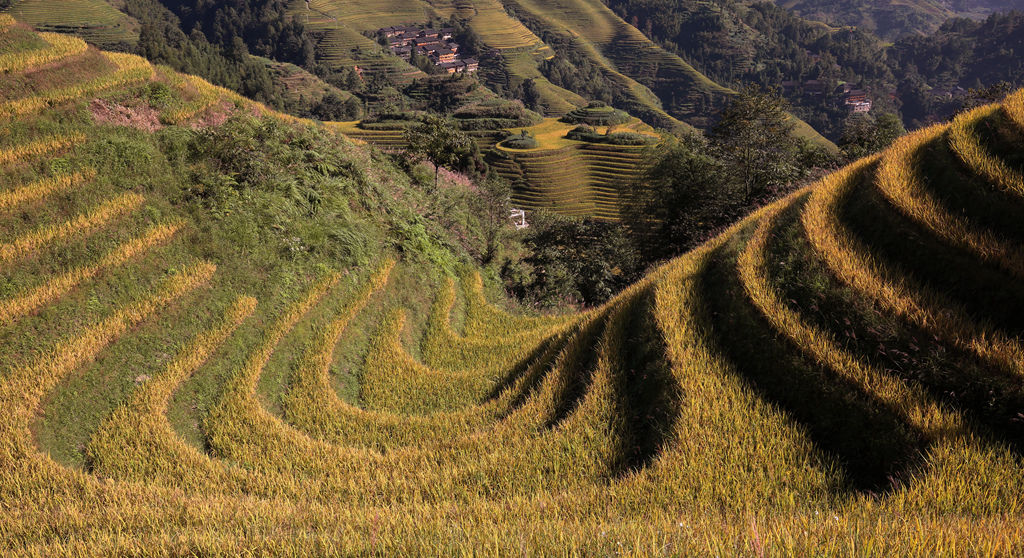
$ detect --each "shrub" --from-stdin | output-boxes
[565,126,654,145]
[357,112,422,130]
[145,82,174,108]
[559,105,631,126]
[604,132,656,145]
[565,125,601,142]
[456,118,523,131]
[500,132,538,149]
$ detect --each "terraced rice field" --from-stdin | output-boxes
[489,117,655,220]
[329,116,654,220]
[459,0,546,51]
[305,0,429,31]
[451,0,588,113]
[494,0,831,144]
[262,57,358,109]
[0,50,154,118]
[2,0,137,47]
[2,23,1024,555]
[491,143,646,220]
[288,0,427,84]
[502,0,721,128]
[0,31,87,73]
[324,121,410,149]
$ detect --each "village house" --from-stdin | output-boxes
[430,48,457,64]
[843,89,872,113]
[378,24,478,74]
[381,25,419,38]
[412,37,441,50]
[803,79,826,96]
[393,45,413,60]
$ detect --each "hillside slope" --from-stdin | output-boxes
[2,0,836,146]
[333,112,658,221]
[773,0,1024,39]
[1,0,137,48]
[2,19,1024,554]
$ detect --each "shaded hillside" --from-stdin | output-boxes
[890,11,1024,86]
[772,0,1024,39]
[2,19,1024,555]
[600,0,1024,135]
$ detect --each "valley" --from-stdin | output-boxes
[1,5,1024,554]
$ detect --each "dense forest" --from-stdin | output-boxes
[127,1,279,103]
[118,0,366,120]
[767,0,1024,39]
[158,0,315,66]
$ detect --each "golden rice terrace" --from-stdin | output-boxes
[2,17,1024,555]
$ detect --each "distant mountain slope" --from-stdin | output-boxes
[1,0,836,146]
[507,0,724,129]
[772,0,1024,39]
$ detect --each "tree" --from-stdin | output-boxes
[404,115,476,189]
[523,79,542,113]
[477,176,513,264]
[957,81,1013,114]
[709,87,804,202]
[623,134,738,262]
[505,212,640,307]
[311,93,362,121]
[838,112,906,160]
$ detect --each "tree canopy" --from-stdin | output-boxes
[404,115,478,189]
[709,87,807,201]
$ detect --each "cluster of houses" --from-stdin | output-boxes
[780,80,874,113]
[380,25,479,75]
[836,84,873,113]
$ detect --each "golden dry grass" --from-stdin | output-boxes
[86,295,257,482]
[0,169,95,212]
[876,124,1024,277]
[0,32,88,73]
[0,221,182,324]
[738,190,960,437]
[802,157,1024,377]
[0,131,86,167]
[0,191,143,264]
[949,104,1024,196]
[0,51,154,118]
